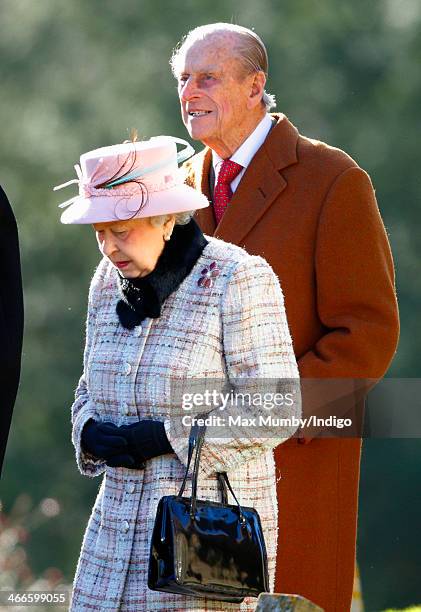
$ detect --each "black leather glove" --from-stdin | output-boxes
[81,419,137,468]
[119,420,173,465]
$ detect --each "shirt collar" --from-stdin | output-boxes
[212,113,273,172]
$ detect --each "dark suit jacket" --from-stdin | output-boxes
[184,113,400,611]
[0,185,23,479]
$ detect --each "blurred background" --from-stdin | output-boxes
[0,0,420,610]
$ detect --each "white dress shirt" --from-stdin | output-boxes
[212,113,273,193]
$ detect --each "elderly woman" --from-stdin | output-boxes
[55,135,300,611]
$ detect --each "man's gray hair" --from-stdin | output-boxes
[170,23,276,111]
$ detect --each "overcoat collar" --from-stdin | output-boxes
[193,113,299,244]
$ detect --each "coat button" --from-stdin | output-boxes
[122,402,130,415]
[116,559,124,572]
[134,325,142,337]
[123,363,132,376]
[126,482,135,494]
[121,520,130,533]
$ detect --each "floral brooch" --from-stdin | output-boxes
[198,261,220,288]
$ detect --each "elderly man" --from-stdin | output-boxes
[170,23,399,612]
[0,185,24,479]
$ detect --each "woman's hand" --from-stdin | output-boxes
[81,419,142,468]
[119,420,173,463]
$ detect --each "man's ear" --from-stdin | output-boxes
[247,71,266,110]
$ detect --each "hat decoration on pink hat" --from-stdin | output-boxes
[54,136,209,224]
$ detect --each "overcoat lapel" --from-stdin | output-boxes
[189,149,216,236]
[193,114,299,245]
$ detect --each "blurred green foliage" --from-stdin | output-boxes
[0,1,420,610]
[382,609,421,612]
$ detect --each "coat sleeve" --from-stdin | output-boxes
[298,166,400,439]
[165,257,301,475]
[71,259,108,477]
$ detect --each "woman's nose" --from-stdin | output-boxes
[101,236,117,257]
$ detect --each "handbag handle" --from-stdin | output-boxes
[217,472,228,504]
[217,472,246,525]
[177,421,246,524]
[177,422,204,498]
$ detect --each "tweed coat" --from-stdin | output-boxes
[70,235,300,611]
[183,113,400,612]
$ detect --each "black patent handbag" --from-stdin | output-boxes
[147,422,269,603]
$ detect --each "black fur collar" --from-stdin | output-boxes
[116,218,208,329]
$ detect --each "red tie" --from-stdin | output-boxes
[213,159,243,224]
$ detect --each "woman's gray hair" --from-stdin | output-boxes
[170,23,276,111]
[149,211,195,228]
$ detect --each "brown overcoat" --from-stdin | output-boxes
[183,113,400,612]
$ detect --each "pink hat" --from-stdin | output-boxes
[54,136,209,224]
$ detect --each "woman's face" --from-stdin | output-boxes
[93,216,174,278]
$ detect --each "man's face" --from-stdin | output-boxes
[175,36,255,156]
